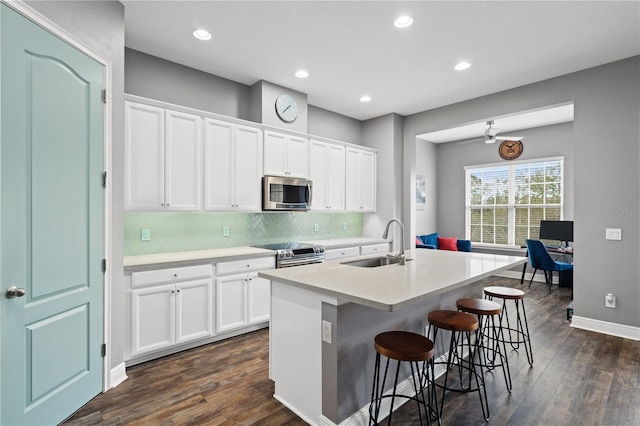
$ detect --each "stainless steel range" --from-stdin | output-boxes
[253,242,325,268]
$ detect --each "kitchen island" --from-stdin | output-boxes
[259,248,526,425]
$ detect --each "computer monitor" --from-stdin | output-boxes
[539,220,573,246]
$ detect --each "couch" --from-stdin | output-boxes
[415,233,472,252]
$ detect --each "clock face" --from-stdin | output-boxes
[275,94,298,123]
[499,140,524,160]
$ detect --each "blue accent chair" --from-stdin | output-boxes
[525,239,573,293]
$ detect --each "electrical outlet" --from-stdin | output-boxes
[314,223,319,232]
[141,228,151,241]
[605,293,616,308]
[322,320,332,344]
[342,223,347,231]
[605,228,622,240]
[223,225,230,237]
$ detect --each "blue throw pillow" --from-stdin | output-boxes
[422,232,438,247]
[457,239,472,252]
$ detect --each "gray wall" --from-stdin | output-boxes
[250,80,309,133]
[432,121,575,238]
[403,57,640,329]
[361,114,404,249]
[125,48,252,120]
[24,0,126,369]
[125,48,364,145]
[415,137,438,235]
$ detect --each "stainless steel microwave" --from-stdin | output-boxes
[262,176,312,211]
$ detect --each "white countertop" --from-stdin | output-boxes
[124,246,275,269]
[259,248,527,312]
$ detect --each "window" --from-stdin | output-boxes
[465,157,564,247]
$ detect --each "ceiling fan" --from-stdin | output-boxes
[481,120,524,144]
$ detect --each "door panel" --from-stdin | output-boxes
[1,4,105,425]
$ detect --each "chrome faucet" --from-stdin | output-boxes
[382,218,406,265]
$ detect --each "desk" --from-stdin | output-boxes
[520,246,573,288]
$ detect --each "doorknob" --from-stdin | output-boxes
[6,286,26,299]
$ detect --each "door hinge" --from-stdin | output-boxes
[101,343,106,357]
[102,259,106,273]
[102,171,107,188]
[101,89,107,104]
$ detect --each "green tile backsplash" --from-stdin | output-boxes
[124,212,364,256]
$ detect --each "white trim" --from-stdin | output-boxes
[109,362,128,389]
[4,0,115,393]
[463,155,565,171]
[571,316,640,341]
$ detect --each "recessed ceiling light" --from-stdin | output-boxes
[454,61,471,71]
[295,70,309,79]
[394,16,413,28]
[192,29,212,41]
[360,95,372,103]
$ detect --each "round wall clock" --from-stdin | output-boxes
[275,94,298,123]
[499,140,524,160]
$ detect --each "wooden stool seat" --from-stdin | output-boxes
[427,310,478,332]
[427,309,488,421]
[456,298,502,316]
[370,331,439,425]
[483,286,533,366]
[483,286,524,300]
[374,331,435,362]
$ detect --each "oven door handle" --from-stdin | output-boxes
[278,257,324,268]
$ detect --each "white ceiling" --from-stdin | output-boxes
[122,1,640,122]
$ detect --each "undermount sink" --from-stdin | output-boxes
[341,256,410,268]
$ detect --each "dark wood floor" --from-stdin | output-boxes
[63,277,640,425]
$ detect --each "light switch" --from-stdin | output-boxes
[141,228,151,241]
[314,223,319,232]
[223,225,230,237]
[342,223,347,231]
[605,228,622,240]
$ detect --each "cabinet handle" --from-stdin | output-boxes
[171,290,175,294]
[177,289,181,293]
[173,273,178,278]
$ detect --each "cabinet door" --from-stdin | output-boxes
[125,102,165,211]
[234,125,263,211]
[215,275,248,333]
[165,110,202,210]
[131,284,175,357]
[309,140,328,211]
[263,131,287,176]
[360,150,376,212]
[248,274,270,324]
[324,246,360,260]
[203,118,235,210]
[175,279,213,344]
[326,144,346,210]
[286,135,309,178]
[345,148,361,211]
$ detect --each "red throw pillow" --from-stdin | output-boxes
[415,237,422,246]
[438,237,458,251]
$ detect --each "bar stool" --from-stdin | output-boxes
[483,286,533,366]
[456,298,512,392]
[427,310,489,422]
[369,331,439,425]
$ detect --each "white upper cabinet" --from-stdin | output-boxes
[203,118,263,211]
[125,101,202,211]
[264,130,309,178]
[345,147,376,212]
[309,140,346,211]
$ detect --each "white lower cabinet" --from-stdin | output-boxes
[325,246,361,261]
[130,278,213,358]
[215,256,274,333]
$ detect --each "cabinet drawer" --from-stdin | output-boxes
[360,243,390,255]
[132,264,212,288]
[216,256,275,275]
[325,246,360,260]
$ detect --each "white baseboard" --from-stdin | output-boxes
[109,362,128,389]
[571,315,640,341]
